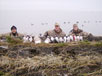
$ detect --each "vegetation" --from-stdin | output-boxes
[0,41,102,76]
[6,36,23,44]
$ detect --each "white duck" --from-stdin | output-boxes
[76,36,80,41]
[59,37,63,43]
[50,36,55,42]
[69,35,73,41]
[79,36,83,41]
[34,36,42,44]
[55,37,59,43]
[44,36,51,43]
[63,36,67,43]
[66,36,70,42]
[23,35,29,43]
[74,36,77,41]
[29,36,33,42]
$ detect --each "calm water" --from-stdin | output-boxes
[0,10,102,36]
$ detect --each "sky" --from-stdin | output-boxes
[0,0,102,11]
[0,0,102,36]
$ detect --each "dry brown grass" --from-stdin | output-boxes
[0,41,102,76]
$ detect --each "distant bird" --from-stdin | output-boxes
[46,23,48,25]
[76,21,79,24]
[31,24,34,26]
[82,25,84,27]
[84,21,87,23]
[68,22,70,24]
[64,22,66,24]
[95,21,98,23]
[99,21,101,23]
[41,23,44,25]
[39,33,43,38]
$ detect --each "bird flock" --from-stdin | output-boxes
[23,35,83,44]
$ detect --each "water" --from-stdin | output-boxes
[0,10,102,36]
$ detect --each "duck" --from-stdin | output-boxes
[74,36,77,41]
[66,36,71,42]
[50,36,55,43]
[55,36,59,43]
[23,35,30,43]
[69,35,73,41]
[34,36,42,44]
[29,36,33,42]
[76,36,80,41]
[59,37,64,43]
[79,36,83,41]
[44,36,51,43]
[64,36,67,43]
